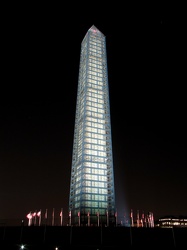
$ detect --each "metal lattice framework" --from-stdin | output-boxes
[69,25,116,226]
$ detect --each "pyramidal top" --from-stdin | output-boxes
[82,25,105,42]
[88,25,105,36]
[90,25,99,31]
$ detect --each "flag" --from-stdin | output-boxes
[32,212,36,217]
[26,212,32,219]
[37,210,41,217]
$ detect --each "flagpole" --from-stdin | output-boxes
[137,210,139,228]
[151,212,153,227]
[144,213,147,227]
[43,210,47,243]
[52,208,55,226]
[45,209,48,226]
[97,211,99,227]
[32,211,37,226]
[62,208,63,226]
[106,210,109,227]
[69,210,71,226]
[88,211,90,226]
[141,211,144,227]
[60,208,63,226]
[35,211,37,225]
[26,212,32,226]
[78,211,80,226]
[115,210,118,227]
[124,212,126,227]
[130,209,134,227]
[37,209,41,226]
[39,210,41,226]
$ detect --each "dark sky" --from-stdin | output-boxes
[1,4,186,225]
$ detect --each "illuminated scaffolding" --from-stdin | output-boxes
[69,25,116,226]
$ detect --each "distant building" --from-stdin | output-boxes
[69,25,116,226]
[155,216,187,228]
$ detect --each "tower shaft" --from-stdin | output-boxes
[69,25,115,226]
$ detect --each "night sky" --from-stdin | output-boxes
[1,4,186,225]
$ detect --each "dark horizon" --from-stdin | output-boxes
[1,225,187,249]
[1,4,186,224]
